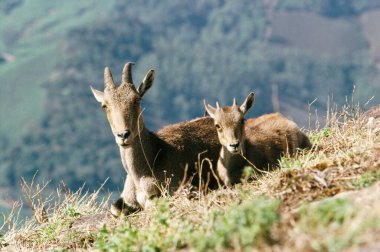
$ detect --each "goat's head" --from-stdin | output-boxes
[204,92,255,154]
[91,62,154,147]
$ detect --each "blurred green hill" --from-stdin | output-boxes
[0,0,380,212]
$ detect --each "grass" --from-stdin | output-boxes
[349,170,380,189]
[94,197,281,252]
[1,104,379,251]
[293,197,380,252]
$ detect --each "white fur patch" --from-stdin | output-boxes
[189,117,205,123]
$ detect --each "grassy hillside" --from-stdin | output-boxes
[1,107,379,251]
[0,0,117,139]
[0,45,56,137]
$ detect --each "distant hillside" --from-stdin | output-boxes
[270,11,367,55]
[0,0,117,140]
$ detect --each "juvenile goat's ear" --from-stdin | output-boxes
[204,100,216,119]
[137,69,155,97]
[90,86,104,103]
[240,92,255,115]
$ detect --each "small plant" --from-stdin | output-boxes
[35,222,62,245]
[95,223,143,252]
[241,166,255,182]
[190,198,281,251]
[350,170,380,189]
[296,198,380,251]
[298,198,355,227]
[65,206,81,218]
[279,155,305,170]
[309,127,332,143]
[51,249,69,252]
[95,198,181,251]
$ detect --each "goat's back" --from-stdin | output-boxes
[245,113,310,168]
[154,117,221,188]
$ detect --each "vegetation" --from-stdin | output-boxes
[1,0,380,229]
[0,1,379,250]
[1,105,379,251]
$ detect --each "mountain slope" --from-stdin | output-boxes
[2,111,379,251]
[0,0,117,140]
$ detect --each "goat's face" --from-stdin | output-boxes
[204,93,255,154]
[91,62,154,147]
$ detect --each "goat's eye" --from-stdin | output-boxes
[215,124,221,130]
[102,104,108,110]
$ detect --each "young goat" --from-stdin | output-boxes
[91,63,220,216]
[204,92,311,186]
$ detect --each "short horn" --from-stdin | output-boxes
[104,67,115,89]
[233,98,237,106]
[216,102,220,109]
[122,62,135,84]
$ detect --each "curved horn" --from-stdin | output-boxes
[216,101,220,109]
[233,98,237,106]
[122,62,135,84]
[104,67,115,89]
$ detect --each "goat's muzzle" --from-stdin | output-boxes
[116,130,132,147]
[228,141,240,154]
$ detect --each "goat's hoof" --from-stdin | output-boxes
[110,205,121,217]
[110,198,124,217]
[110,198,140,217]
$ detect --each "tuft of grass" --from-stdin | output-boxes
[309,127,332,144]
[95,197,194,251]
[349,170,380,189]
[189,198,281,251]
[2,178,112,250]
[291,197,380,252]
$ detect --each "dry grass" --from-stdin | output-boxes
[266,104,380,210]
[1,180,113,251]
[1,103,379,251]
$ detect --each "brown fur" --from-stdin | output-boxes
[205,93,311,186]
[91,63,220,216]
[244,113,311,168]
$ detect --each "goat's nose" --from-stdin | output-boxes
[229,142,240,149]
[117,130,131,140]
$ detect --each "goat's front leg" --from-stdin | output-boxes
[217,159,231,187]
[136,176,160,209]
[111,174,140,217]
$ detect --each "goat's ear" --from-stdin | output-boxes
[240,92,255,115]
[137,69,155,97]
[204,100,216,119]
[90,86,104,103]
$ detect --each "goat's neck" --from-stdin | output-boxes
[219,143,246,170]
[119,126,157,178]
[217,142,247,186]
